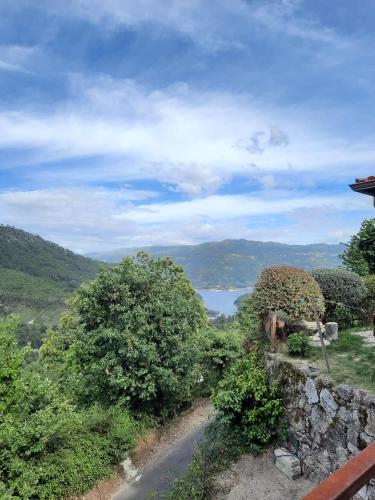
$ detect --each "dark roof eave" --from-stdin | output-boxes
[350,180,375,197]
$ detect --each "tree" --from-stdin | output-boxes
[311,268,367,326]
[342,218,375,276]
[53,252,206,417]
[251,266,324,321]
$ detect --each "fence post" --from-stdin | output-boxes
[313,302,330,374]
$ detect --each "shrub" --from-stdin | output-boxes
[311,268,367,326]
[50,252,206,417]
[251,266,324,321]
[196,327,245,394]
[212,349,283,453]
[236,294,261,340]
[287,332,311,357]
[342,218,375,276]
[0,316,138,499]
[365,275,375,312]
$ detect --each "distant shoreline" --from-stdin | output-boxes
[196,287,253,292]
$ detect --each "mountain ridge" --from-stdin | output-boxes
[88,238,345,289]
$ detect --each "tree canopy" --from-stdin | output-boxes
[51,252,206,416]
[342,218,375,276]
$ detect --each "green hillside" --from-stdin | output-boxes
[0,225,101,346]
[90,239,344,289]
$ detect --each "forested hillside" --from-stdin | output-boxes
[90,239,344,289]
[0,225,101,345]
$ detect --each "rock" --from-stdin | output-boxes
[348,442,360,455]
[310,405,331,434]
[337,384,353,402]
[310,333,331,347]
[347,427,359,448]
[360,432,373,446]
[365,408,375,437]
[325,322,338,341]
[289,320,325,336]
[274,448,301,479]
[320,388,338,418]
[121,457,139,481]
[305,377,319,404]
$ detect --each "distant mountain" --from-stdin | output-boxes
[0,225,101,345]
[89,239,345,289]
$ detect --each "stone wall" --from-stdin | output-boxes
[266,354,375,496]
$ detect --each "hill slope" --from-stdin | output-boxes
[90,239,344,289]
[0,225,101,345]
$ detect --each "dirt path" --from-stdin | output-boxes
[212,449,316,500]
[111,399,213,500]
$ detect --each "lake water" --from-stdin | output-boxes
[197,288,253,316]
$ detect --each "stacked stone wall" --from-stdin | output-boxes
[266,354,375,497]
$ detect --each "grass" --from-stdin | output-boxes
[309,327,375,392]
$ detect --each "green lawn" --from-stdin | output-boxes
[309,328,375,392]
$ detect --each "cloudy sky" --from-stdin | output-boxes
[1,0,375,253]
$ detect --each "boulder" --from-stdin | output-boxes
[289,320,325,336]
[325,322,338,341]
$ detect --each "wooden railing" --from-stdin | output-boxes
[303,442,375,500]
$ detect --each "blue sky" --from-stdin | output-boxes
[1,0,375,253]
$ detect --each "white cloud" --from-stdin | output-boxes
[1,76,375,195]
[0,45,37,73]
[1,187,372,252]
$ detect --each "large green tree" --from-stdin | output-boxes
[50,253,205,416]
[342,218,375,276]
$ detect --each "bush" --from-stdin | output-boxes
[49,252,205,417]
[311,268,367,326]
[287,332,311,357]
[251,266,324,321]
[196,327,245,394]
[365,275,375,313]
[0,316,138,499]
[236,294,261,340]
[212,349,283,453]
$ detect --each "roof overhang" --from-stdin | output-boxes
[350,177,375,206]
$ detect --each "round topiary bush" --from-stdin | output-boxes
[311,268,367,326]
[252,265,324,321]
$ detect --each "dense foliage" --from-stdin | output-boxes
[287,332,311,357]
[311,268,367,326]
[0,226,102,347]
[213,349,283,453]
[91,239,343,289]
[48,252,205,417]
[342,218,375,276]
[365,275,375,313]
[0,316,138,499]
[196,326,245,394]
[251,266,325,321]
[236,294,261,340]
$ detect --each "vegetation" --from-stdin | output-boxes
[364,274,375,313]
[287,332,311,357]
[196,326,245,394]
[213,349,283,453]
[0,226,101,347]
[91,239,343,289]
[236,294,261,340]
[309,328,375,391]
[169,350,283,499]
[43,252,206,417]
[251,265,325,322]
[0,316,140,499]
[167,420,248,500]
[342,218,375,276]
[311,268,367,327]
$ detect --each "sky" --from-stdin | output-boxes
[1,0,375,253]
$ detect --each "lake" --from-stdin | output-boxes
[197,288,253,316]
